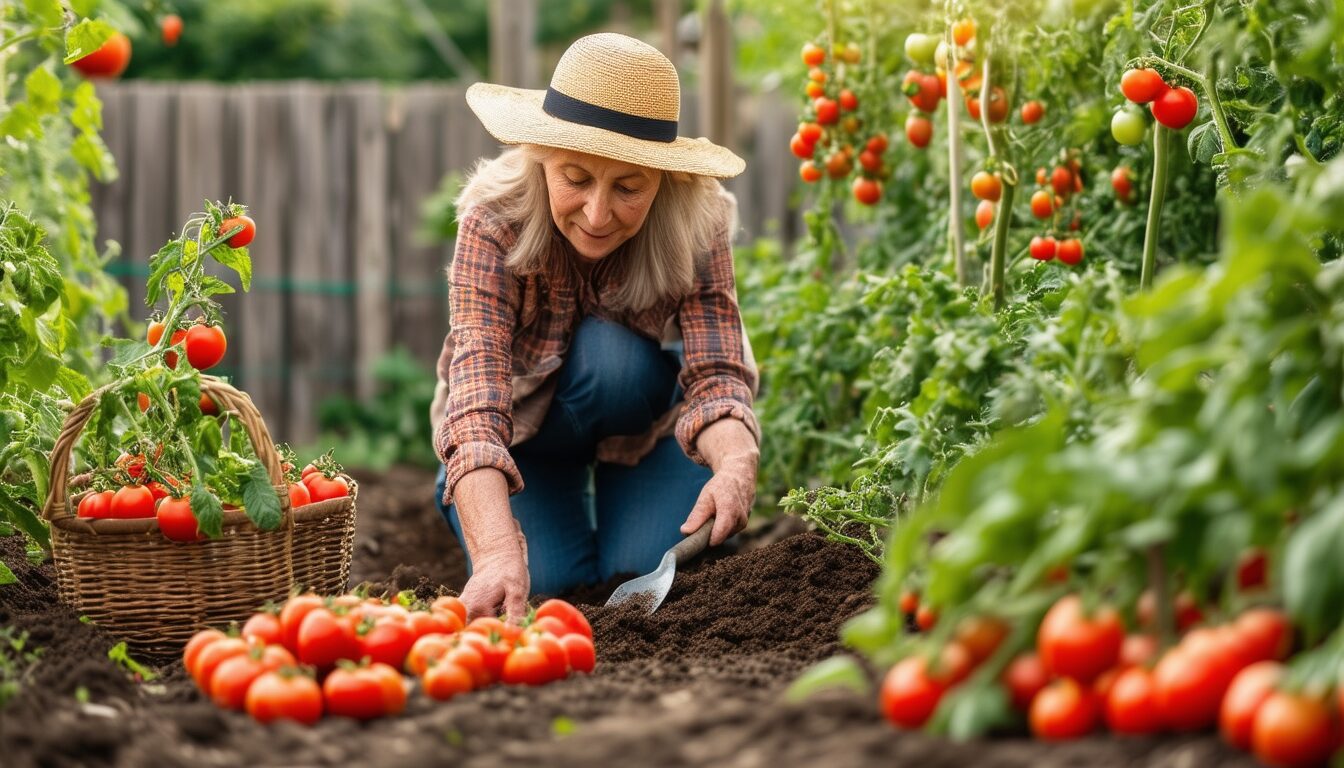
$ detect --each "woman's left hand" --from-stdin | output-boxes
[681,452,757,546]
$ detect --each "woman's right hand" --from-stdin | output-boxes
[459,542,531,622]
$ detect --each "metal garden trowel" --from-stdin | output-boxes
[603,519,713,614]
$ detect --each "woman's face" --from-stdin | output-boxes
[541,149,661,263]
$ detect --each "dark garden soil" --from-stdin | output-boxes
[0,465,1257,768]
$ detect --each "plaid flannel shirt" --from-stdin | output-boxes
[430,197,759,505]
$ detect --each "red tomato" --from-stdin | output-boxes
[858,149,882,173]
[1035,167,1048,187]
[1051,166,1074,197]
[1236,548,1268,592]
[245,670,323,725]
[805,81,824,99]
[1029,236,1057,261]
[323,666,390,720]
[790,133,815,159]
[360,618,417,671]
[501,644,553,686]
[905,115,933,149]
[902,71,941,114]
[1037,595,1124,683]
[1220,661,1284,750]
[288,481,311,510]
[408,609,462,639]
[1251,692,1337,768]
[183,629,227,680]
[1030,189,1054,219]
[111,484,156,519]
[1001,653,1050,712]
[156,496,202,542]
[1030,678,1098,740]
[852,177,882,206]
[801,42,825,67]
[297,608,360,669]
[161,14,183,47]
[970,171,1002,202]
[799,161,823,183]
[915,605,939,631]
[808,67,827,84]
[1120,68,1168,104]
[954,616,1008,664]
[1105,667,1162,735]
[975,199,995,230]
[814,97,840,126]
[898,590,919,615]
[879,656,948,729]
[193,636,253,692]
[558,633,596,674]
[838,88,859,112]
[184,324,227,370]
[242,612,284,647]
[535,599,593,640]
[1111,166,1135,204]
[1151,86,1198,130]
[77,489,116,519]
[1235,608,1292,663]
[443,643,490,688]
[369,662,407,716]
[406,633,454,677]
[1153,645,1234,731]
[210,645,295,711]
[432,595,469,626]
[303,473,350,502]
[798,122,823,145]
[523,631,569,681]
[866,134,888,155]
[279,593,325,654]
[1120,634,1159,667]
[163,329,188,369]
[1056,238,1084,266]
[458,631,511,681]
[1021,100,1045,124]
[220,215,256,248]
[70,32,132,79]
[423,661,475,700]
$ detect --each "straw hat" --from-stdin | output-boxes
[466,33,745,179]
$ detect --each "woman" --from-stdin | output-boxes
[430,33,760,621]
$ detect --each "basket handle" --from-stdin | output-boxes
[43,375,294,529]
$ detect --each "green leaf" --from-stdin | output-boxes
[0,104,41,141]
[107,339,151,366]
[209,246,253,292]
[24,0,64,27]
[241,463,283,531]
[64,19,115,65]
[198,276,236,298]
[70,133,116,183]
[24,67,61,116]
[191,484,223,540]
[938,682,1013,741]
[785,655,871,702]
[0,560,14,585]
[145,240,185,307]
[53,366,92,401]
[1187,121,1222,166]
[0,486,50,550]
[1283,497,1344,643]
[107,641,157,682]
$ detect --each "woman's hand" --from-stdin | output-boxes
[459,539,531,622]
[681,452,757,546]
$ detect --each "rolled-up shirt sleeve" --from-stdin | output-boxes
[434,206,525,504]
[675,225,762,467]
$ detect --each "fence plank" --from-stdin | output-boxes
[125,84,178,315]
[351,86,392,402]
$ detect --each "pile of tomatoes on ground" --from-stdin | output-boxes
[183,594,596,724]
[880,550,1342,768]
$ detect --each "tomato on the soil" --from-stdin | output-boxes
[1220,661,1283,750]
[1002,652,1050,711]
[423,661,474,700]
[1030,678,1098,740]
[323,664,399,720]
[245,670,323,725]
[297,608,361,670]
[242,612,283,647]
[1251,692,1337,768]
[1105,667,1162,735]
[1037,595,1123,683]
[210,645,295,711]
[535,599,593,640]
[1235,608,1292,663]
[880,655,949,729]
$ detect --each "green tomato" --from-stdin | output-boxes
[904,33,938,66]
[1111,108,1147,146]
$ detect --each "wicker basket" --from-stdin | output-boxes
[41,376,357,656]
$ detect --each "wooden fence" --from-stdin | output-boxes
[90,81,802,443]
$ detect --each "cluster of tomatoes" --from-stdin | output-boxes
[968,154,1086,266]
[76,451,350,541]
[1111,67,1200,146]
[183,594,596,725]
[789,41,890,206]
[882,550,1344,768]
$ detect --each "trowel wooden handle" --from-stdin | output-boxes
[671,519,714,566]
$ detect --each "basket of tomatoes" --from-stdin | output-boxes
[37,202,357,655]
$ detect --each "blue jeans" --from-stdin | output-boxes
[435,315,713,595]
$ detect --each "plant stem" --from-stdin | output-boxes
[1147,55,1238,154]
[1147,544,1175,648]
[978,48,1014,310]
[1140,126,1169,290]
[944,6,968,286]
